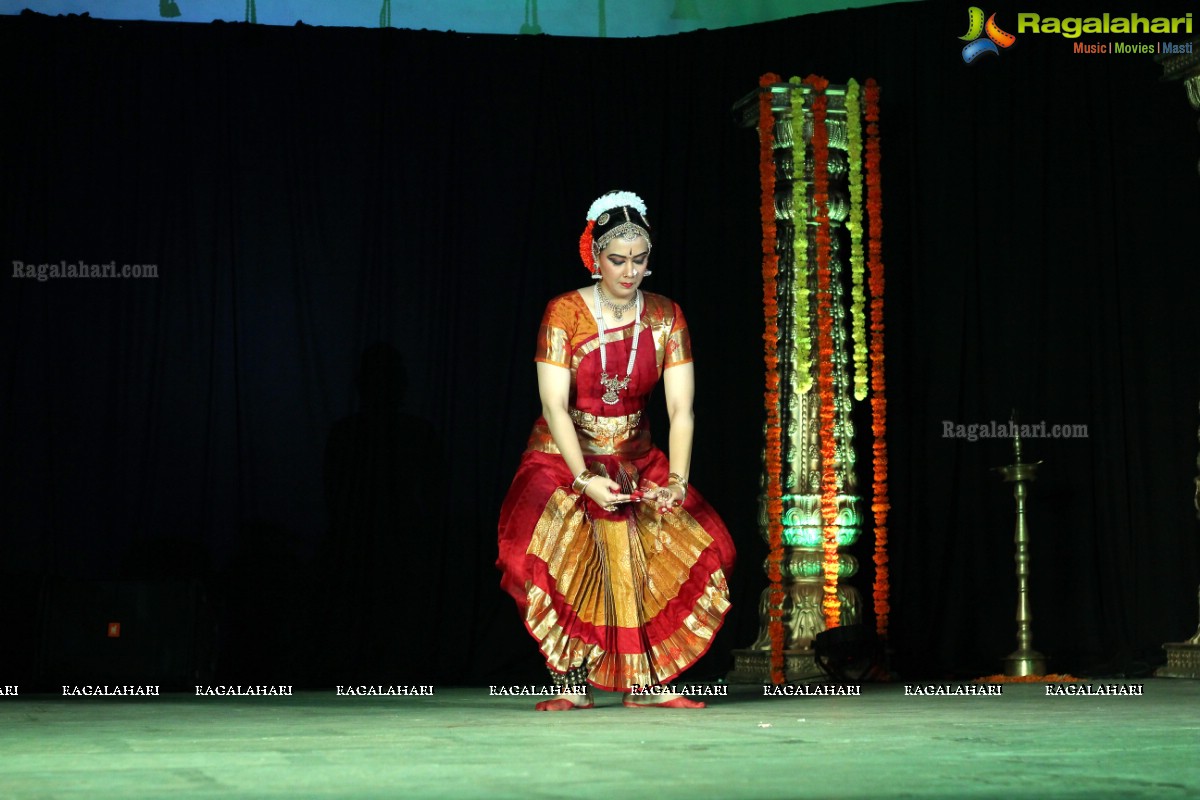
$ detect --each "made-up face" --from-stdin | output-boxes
[595,235,649,305]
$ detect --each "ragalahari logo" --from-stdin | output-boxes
[959,7,1017,63]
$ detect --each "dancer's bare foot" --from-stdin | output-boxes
[622,689,705,709]
[535,691,594,711]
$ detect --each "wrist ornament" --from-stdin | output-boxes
[667,472,688,505]
[572,469,599,494]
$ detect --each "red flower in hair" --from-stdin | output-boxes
[579,219,596,273]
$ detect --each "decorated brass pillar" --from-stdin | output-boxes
[728,77,887,684]
[1154,39,1200,679]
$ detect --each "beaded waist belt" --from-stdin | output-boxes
[525,408,650,457]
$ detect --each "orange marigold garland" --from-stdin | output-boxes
[865,78,891,638]
[759,73,786,685]
[973,674,1082,684]
[804,74,840,629]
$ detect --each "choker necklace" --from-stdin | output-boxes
[594,284,642,405]
[596,284,638,321]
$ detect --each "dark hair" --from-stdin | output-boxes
[592,204,652,255]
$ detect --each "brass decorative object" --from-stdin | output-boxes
[993,414,1047,677]
[1157,586,1200,678]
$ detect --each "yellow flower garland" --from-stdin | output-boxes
[846,79,868,402]
[789,76,813,394]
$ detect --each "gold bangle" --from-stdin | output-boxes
[667,473,687,505]
[572,469,598,494]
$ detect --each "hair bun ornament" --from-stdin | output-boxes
[586,190,647,221]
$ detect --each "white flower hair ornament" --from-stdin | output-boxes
[586,191,647,221]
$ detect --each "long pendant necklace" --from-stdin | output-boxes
[595,284,641,406]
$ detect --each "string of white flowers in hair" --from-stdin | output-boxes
[586,191,647,222]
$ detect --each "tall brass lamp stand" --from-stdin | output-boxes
[994,422,1046,677]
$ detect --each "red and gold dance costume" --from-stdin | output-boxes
[497,290,735,691]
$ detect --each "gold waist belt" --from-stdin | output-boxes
[568,408,642,437]
[525,409,650,457]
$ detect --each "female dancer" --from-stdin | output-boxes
[497,191,735,709]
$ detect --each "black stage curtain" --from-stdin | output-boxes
[2,1,1198,685]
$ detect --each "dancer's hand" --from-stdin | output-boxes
[641,485,684,514]
[585,478,631,512]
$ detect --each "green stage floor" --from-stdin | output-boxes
[1,681,1197,799]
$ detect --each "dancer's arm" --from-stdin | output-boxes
[662,362,694,505]
[537,362,624,503]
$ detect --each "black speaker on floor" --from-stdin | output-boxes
[36,579,217,690]
[813,623,888,682]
